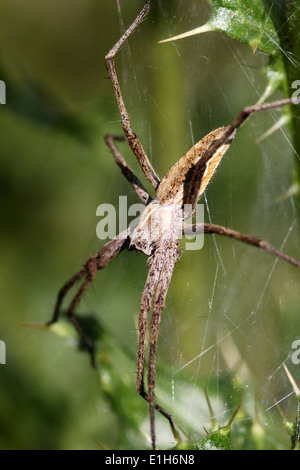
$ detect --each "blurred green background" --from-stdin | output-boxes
[0,0,299,450]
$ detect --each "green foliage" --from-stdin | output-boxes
[32,317,299,450]
[204,0,280,56]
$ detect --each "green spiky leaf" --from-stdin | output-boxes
[160,0,279,55]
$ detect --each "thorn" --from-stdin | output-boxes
[256,115,290,144]
[283,363,300,401]
[204,388,217,431]
[225,404,240,430]
[158,24,213,43]
[275,182,300,203]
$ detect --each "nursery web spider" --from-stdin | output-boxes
[50,1,300,450]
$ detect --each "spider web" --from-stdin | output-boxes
[109,0,300,449]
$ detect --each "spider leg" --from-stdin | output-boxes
[49,230,130,366]
[136,243,181,449]
[105,1,161,190]
[187,97,299,210]
[51,266,87,324]
[183,223,300,268]
[148,242,181,449]
[205,97,300,165]
[65,258,98,367]
[136,249,165,399]
[105,134,152,205]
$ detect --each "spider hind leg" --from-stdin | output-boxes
[49,257,98,367]
[50,232,130,367]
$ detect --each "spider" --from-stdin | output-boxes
[49,1,300,450]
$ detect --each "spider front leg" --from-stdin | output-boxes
[187,97,300,210]
[49,231,130,366]
[105,1,161,190]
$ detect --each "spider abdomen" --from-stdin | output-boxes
[156,127,233,207]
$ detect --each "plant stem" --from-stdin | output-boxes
[263,0,300,197]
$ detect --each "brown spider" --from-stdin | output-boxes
[49,1,300,450]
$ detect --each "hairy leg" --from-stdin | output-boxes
[187,98,300,211]
[183,223,300,268]
[147,242,181,449]
[50,230,130,365]
[136,250,165,398]
[105,134,151,205]
[136,244,181,448]
[105,1,160,190]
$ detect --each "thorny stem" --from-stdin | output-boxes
[262,0,300,196]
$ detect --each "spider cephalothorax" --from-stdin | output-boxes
[50,0,300,450]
